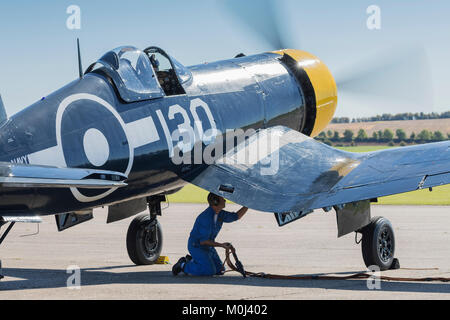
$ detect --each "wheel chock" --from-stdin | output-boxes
[156,256,170,265]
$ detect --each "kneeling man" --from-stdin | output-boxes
[172,193,248,276]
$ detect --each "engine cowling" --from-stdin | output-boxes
[273,49,338,137]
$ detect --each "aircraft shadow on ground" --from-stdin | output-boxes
[1,266,449,294]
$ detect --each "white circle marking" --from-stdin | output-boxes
[83,128,110,167]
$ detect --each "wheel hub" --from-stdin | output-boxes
[378,228,393,262]
[141,225,158,257]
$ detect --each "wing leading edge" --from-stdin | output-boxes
[0,162,127,188]
[184,126,450,214]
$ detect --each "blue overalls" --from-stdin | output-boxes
[183,207,239,276]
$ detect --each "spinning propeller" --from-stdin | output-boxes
[222,0,433,116]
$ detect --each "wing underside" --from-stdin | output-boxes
[184,126,450,214]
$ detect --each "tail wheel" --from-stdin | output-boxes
[361,216,395,271]
[126,214,163,265]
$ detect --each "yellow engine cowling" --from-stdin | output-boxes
[272,49,338,137]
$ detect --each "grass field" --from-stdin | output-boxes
[167,145,449,206]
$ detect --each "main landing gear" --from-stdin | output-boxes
[126,196,165,265]
[334,200,399,271]
[358,216,399,271]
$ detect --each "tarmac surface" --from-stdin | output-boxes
[0,204,449,300]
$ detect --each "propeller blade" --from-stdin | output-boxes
[221,0,289,50]
[335,46,434,115]
[222,1,432,116]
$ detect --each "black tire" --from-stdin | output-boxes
[126,214,163,265]
[361,216,395,271]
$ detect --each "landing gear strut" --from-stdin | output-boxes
[0,221,16,280]
[126,196,165,265]
[334,201,399,271]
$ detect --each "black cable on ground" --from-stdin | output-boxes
[223,248,450,283]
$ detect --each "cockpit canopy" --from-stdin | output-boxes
[85,46,191,102]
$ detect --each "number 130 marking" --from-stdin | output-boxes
[156,98,217,157]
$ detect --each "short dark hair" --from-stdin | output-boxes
[207,193,221,206]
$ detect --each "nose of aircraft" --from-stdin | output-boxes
[272,49,338,137]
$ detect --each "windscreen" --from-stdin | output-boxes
[96,46,164,102]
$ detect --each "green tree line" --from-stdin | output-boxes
[316,129,450,146]
[332,111,450,124]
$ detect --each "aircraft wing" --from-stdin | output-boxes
[0,162,127,188]
[184,126,450,214]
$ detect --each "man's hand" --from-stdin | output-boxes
[237,207,248,220]
[199,240,233,251]
[221,243,236,253]
[221,242,233,250]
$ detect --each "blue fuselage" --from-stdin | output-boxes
[0,53,306,215]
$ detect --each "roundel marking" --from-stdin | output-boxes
[56,93,134,202]
[83,128,110,167]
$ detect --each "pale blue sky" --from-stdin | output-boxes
[0,0,449,117]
